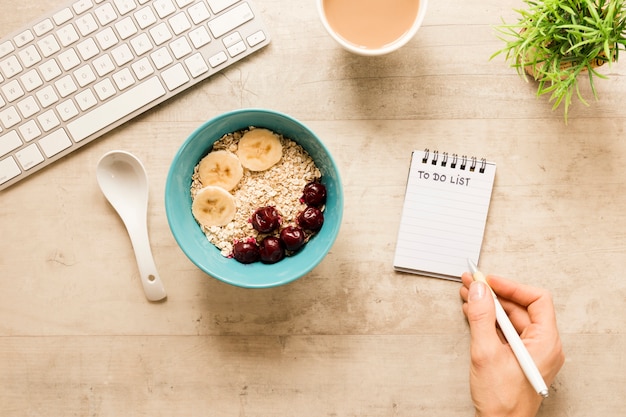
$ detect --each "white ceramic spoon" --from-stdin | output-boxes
[96,150,167,301]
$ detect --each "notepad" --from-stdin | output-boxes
[393,149,496,281]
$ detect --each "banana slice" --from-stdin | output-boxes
[192,186,237,227]
[236,128,283,171]
[197,150,243,191]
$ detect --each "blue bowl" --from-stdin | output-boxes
[165,109,344,288]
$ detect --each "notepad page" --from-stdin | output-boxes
[393,151,496,280]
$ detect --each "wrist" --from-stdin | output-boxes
[474,399,541,417]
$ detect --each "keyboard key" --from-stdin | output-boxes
[0,41,15,59]
[162,63,189,90]
[67,76,166,141]
[115,16,138,39]
[169,12,191,35]
[56,99,79,121]
[208,3,254,38]
[111,43,134,65]
[34,19,54,36]
[150,23,173,46]
[0,130,22,157]
[112,67,135,90]
[58,24,81,47]
[0,156,21,185]
[114,0,137,15]
[95,3,118,25]
[75,89,97,111]
[38,109,61,131]
[93,54,115,76]
[94,78,116,100]
[77,38,100,60]
[150,47,172,69]
[154,0,176,19]
[39,129,72,157]
[18,45,42,68]
[17,96,40,118]
[2,79,25,102]
[19,120,42,142]
[95,27,119,50]
[73,0,94,15]
[20,69,44,92]
[38,35,62,58]
[188,2,210,24]
[55,75,78,97]
[247,30,266,47]
[207,0,240,14]
[53,8,74,25]
[222,32,242,47]
[184,53,209,78]
[74,64,96,87]
[175,0,194,7]
[58,48,81,71]
[16,143,45,170]
[40,59,62,82]
[208,51,227,67]
[76,13,99,36]
[130,33,152,56]
[131,57,154,80]
[0,56,23,78]
[0,107,21,129]
[189,27,211,48]
[36,85,59,108]
[134,6,157,29]
[14,30,34,47]
[170,37,191,59]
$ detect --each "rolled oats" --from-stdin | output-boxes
[191,127,322,257]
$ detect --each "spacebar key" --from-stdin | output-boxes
[67,77,166,142]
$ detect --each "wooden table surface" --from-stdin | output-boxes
[1,0,625,415]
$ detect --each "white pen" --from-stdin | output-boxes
[467,259,549,398]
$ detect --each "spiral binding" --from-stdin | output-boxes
[421,148,487,174]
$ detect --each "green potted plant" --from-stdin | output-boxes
[491,0,626,120]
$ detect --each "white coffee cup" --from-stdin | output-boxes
[317,0,428,56]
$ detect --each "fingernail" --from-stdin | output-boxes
[468,281,486,302]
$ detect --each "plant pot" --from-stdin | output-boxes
[524,51,612,79]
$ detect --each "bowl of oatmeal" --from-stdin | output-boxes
[165,108,343,288]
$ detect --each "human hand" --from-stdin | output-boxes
[460,273,565,417]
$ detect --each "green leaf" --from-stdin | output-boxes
[491,0,626,120]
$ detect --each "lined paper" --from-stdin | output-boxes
[393,150,496,281]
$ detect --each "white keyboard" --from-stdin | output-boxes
[0,0,270,191]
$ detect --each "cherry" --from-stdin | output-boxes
[302,182,327,207]
[259,236,285,264]
[250,206,281,233]
[232,239,260,264]
[280,226,306,251]
[297,207,324,231]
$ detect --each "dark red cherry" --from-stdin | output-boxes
[232,239,260,264]
[259,236,285,264]
[250,206,281,233]
[280,226,306,251]
[302,182,327,207]
[297,207,324,231]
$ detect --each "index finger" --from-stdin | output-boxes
[487,275,557,327]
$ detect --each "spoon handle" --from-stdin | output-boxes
[126,219,167,301]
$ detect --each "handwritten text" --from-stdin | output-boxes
[417,171,471,187]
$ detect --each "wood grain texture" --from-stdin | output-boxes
[1,0,625,416]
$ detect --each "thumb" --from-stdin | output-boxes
[466,281,501,350]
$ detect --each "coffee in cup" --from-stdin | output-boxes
[317,0,428,56]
